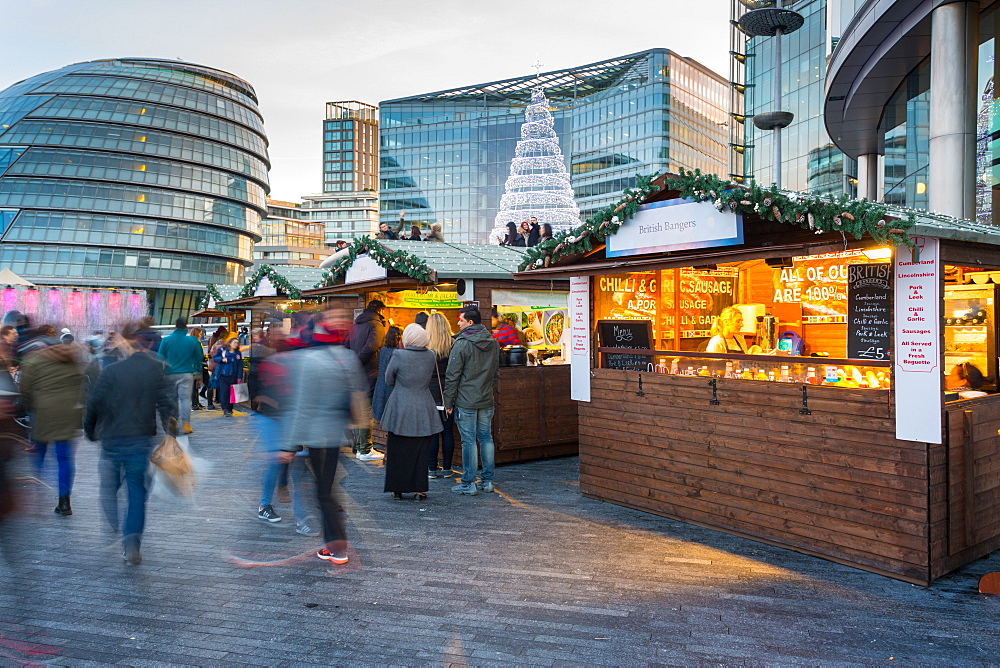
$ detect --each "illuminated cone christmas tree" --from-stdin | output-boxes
[490,87,581,243]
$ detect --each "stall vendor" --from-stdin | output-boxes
[491,314,521,347]
[706,306,762,355]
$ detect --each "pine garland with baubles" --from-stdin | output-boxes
[519,170,917,272]
[315,237,435,288]
[239,265,303,300]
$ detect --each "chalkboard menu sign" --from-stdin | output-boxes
[847,263,892,360]
[597,319,654,370]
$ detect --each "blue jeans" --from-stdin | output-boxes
[32,439,75,497]
[170,373,196,427]
[454,406,495,485]
[99,437,152,541]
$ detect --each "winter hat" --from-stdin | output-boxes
[402,323,430,349]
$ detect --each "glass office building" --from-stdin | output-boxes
[254,199,332,267]
[379,49,730,243]
[323,101,377,194]
[826,0,998,225]
[0,58,268,323]
[735,0,854,196]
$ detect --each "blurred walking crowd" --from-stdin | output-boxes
[0,299,501,569]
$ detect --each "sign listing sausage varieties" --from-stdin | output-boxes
[847,263,892,360]
[569,276,591,402]
[893,237,942,444]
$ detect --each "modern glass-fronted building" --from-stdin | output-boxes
[825,0,996,224]
[315,101,380,244]
[379,49,731,243]
[0,58,268,323]
[734,0,854,196]
[254,199,332,267]
[299,191,379,245]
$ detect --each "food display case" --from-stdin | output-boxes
[943,284,997,390]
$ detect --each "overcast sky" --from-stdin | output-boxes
[2,0,731,199]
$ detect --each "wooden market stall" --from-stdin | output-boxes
[514,171,1000,585]
[301,240,576,464]
[212,265,348,330]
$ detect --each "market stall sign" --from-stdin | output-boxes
[570,276,591,402]
[597,319,653,370]
[345,254,387,285]
[606,198,743,258]
[384,290,460,309]
[677,267,738,338]
[893,237,942,444]
[775,251,884,324]
[847,263,892,360]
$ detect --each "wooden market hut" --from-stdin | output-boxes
[301,239,576,464]
[513,171,1000,585]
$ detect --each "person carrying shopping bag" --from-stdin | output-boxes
[211,338,243,417]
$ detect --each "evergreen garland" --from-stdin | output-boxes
[238,264,302,300]
[200,284,224,309]
[519,169,917,271]
[315,237,435,288]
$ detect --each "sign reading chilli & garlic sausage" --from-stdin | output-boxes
[597,320,653,371]
[847,263,892,360]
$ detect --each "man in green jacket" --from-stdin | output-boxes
[443,307,500,496]
[158,318,205,434]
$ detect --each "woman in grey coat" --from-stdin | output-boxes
[379,323,442,500]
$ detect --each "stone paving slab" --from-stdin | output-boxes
[0,408,999,665]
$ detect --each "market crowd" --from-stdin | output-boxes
[0,299,504,568]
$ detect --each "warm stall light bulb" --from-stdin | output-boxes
[862,247,892,260]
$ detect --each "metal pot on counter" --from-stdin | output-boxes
[505,345,527,367]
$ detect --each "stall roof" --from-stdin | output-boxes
[906,209,1000,246]
[215,285,243,302]
[249,265,327,293]
[378,241,529,279]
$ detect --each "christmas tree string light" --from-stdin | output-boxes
[490,87,581,243]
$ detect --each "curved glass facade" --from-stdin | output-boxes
[0,58,268,321]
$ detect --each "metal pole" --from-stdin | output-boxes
[773,26,783,189]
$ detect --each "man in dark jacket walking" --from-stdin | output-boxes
[444,307,500,495]
[84,321,176,565]
[346,299,386,460]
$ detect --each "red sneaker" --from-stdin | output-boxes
[317,548,348,564]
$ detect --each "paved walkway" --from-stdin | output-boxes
[1,408,999,666]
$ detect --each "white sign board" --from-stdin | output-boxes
[606,198,743,258]
[893,236,942,444]
[345,254,387,285]
[569,276,591,402]
[254,276,277,297]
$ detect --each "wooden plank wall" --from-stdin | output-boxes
[934,395,1000,578]
[494,365,578,462]
[580,369,932,583]
[375,366,577,465]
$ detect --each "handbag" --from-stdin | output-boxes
[434,360,448,422]
[230,382,250,404]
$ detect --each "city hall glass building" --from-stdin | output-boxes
[0,58,268,323]
[378,49,730,243]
